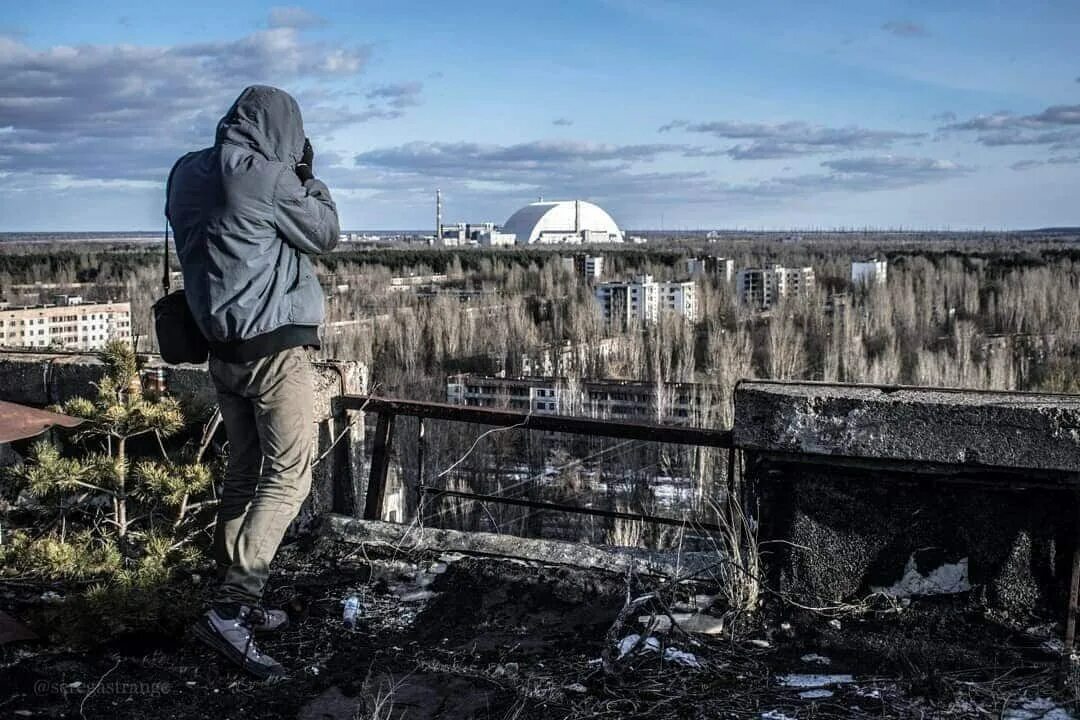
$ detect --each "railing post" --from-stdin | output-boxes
[416,417,425,513]
[1066,490,1080,657]
[364,412,396,520]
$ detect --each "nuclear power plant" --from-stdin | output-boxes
[432,193,624,246]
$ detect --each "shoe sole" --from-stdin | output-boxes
[190,619,287,682]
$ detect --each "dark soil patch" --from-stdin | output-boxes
[0,537,1077,719]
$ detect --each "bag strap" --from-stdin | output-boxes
[162,220,171,295]
[162,157,183,297]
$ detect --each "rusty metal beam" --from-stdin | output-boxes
[364,412,395,520]
[341,395,732,448]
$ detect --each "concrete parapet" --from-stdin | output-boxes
[733,380,1080,621]
[734,380,1080,473]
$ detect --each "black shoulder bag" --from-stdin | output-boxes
[153,163,209,365]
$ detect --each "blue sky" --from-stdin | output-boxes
[1,1,1078,231]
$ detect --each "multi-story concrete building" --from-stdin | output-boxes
[736,265,815,308]
[594,275,698,328]
[659,280,697,321]
[0,299,131,350]
[446,374,724,425]
[851,259,888,286]
[594,275,659,329]
[686,256,735,283]
[686,255,738,284]
[561,254,604,282]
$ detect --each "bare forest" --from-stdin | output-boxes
[2,234,1079,546]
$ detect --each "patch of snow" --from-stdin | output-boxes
[799,689,834,699]
[872,554,971,598]
[748,638,771,648]
[800,653,831,666]
[663,647,701,668]
[777,674,854,688]
[617,634,700,667]
[1041,639,1065,655]
[761,712,797,720]
[617,634,659,658]
[1003,697,1075,720]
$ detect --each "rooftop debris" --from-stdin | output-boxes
[1,537,1079,718]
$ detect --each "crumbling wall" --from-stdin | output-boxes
[0,351,368,529]
[735,381,1080,621]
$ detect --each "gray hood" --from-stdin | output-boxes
[215,85,305,164]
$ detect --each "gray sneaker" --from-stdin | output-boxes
[190,606,287,681]
[248,606,290,633]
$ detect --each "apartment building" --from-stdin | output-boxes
[446,374,724,425]
[594,274,697,328]
[736,265,815,308]
[561,254,604,282]
[0,298,132,350]
[686,256,735,283]
[659,280,697,321]
[851,258,888,286]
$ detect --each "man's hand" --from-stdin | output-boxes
[295,138,314,182]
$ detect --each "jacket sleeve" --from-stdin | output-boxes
[272,165,341,255]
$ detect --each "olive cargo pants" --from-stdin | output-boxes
[209,347,314,605]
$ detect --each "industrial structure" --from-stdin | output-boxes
[432,189,515,246]
[735,265,815,309]
[428,195,622,246]
[502,200,623,245]
[0,298,131,350]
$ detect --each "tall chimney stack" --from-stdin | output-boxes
[435,188,442,246]
[575,199,581,234]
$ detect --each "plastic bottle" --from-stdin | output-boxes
[342,595,361,629]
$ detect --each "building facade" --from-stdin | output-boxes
[594,275,698,327]
[594,275,659,328]
[736,265,815,308]
[659,280,697,320]
[446,374,724,425]
[0,299,132,350]
[561,254,604,282]
[686,256,735,283]
[851,259,888,286]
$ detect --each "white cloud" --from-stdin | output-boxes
[0,18,420,182]
[660,119,924,159]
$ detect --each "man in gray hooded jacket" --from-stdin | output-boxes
[167,85,339,680]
